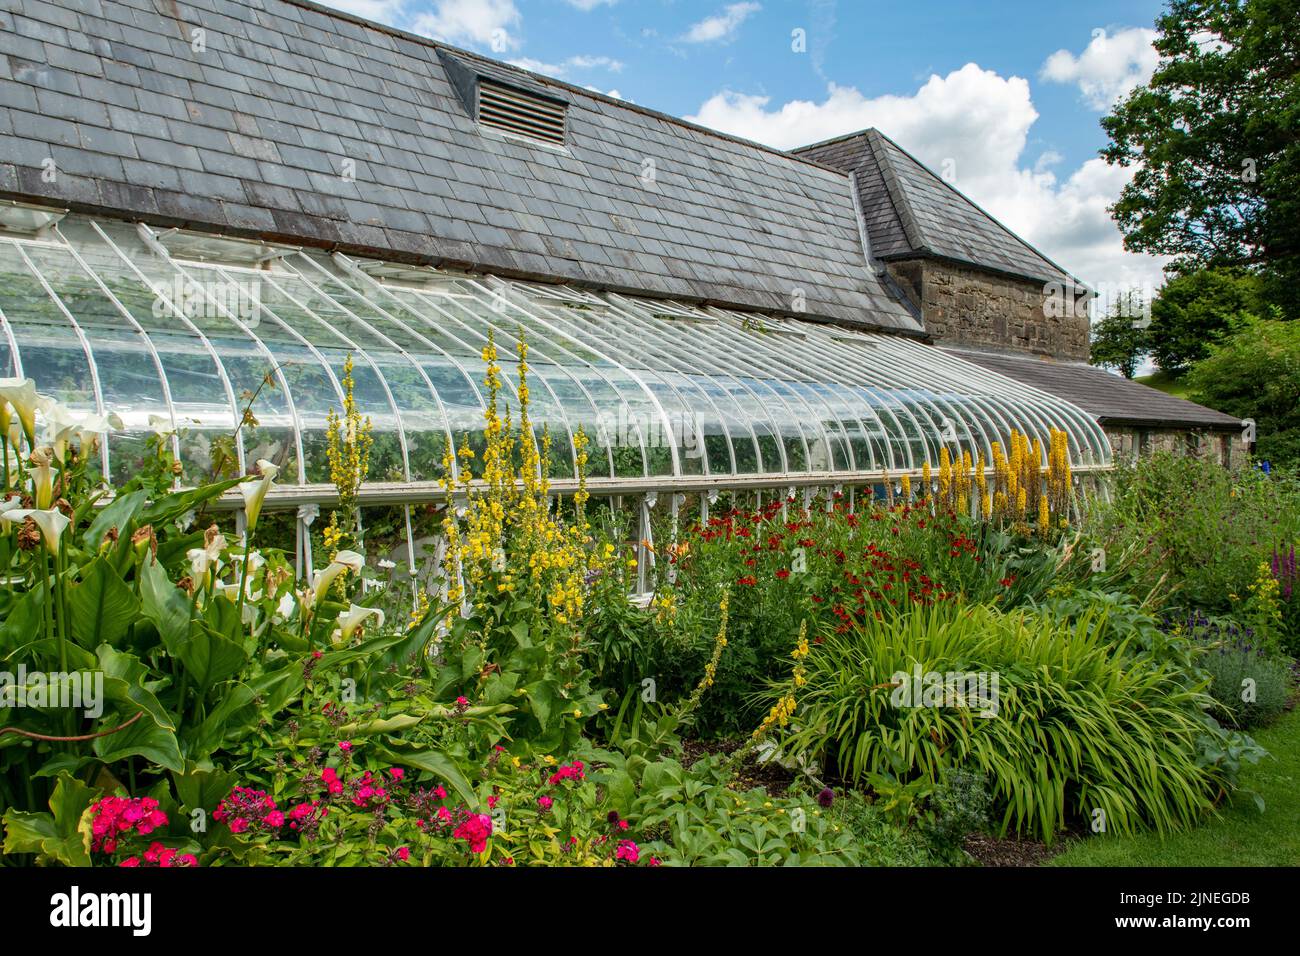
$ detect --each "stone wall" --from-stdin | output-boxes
[887,259,1090,361]
[1104,426,1244,469]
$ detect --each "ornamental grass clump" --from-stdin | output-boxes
[770,601,1248,842]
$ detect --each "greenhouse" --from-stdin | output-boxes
[5,0,1296,883]
[0,210,1110,573]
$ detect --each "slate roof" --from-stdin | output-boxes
[0,0,921,333]
[795,129,1076,287]
[944,348,1243,430]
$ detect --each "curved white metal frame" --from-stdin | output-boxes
[0,214,1113,530]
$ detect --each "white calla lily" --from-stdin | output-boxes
[147,414,176,438]
[186,527,228,589]
[219,550,265,603]
[8,507,70,554]
[275,591,298,622]
[230,549,266,573]
[38,399,83,463]
[36,399,122,463]
[310,549,365,605]
[219,579,264,604]
[331,603,385,645]
[0,496,24,528]
[239,459,279,532]
[28,447,54,510]
[334,549,365,572]
[71,410,123,454]
[0,378,39,446]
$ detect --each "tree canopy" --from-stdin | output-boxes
[1187,317,1300,465]
[1147,267,1267,373]
[1101,0,1300,316]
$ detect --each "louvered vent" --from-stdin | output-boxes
[478,80,566,146]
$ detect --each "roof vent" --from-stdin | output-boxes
[477,79,566,146]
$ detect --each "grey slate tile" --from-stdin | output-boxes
[0,0,920,333]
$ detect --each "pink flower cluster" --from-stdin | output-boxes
[350,769,393,809]
[212,787,284,834]
[321,767,344,795]
[318,765,406,808]
[547,760,585,786]
[452,814,493,853]
[120,843,198,868]
[287,800,329,832]
[89,796,168,855]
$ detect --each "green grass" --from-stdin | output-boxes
[1135,370,1193,400]
[1049,706,1300,866]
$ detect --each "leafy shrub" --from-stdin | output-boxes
[1086,452,1300,625]
[1186,316,1300,467]
[1165,612,1293,728]
[920,769,993,856]
[613,751,869,866]
[639,497,1069,735]
[772,602,1260,842]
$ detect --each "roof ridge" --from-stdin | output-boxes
[864,129,928,254]
[867,128,1081,286]
[282,0,851,178]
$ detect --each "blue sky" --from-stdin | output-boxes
[323,0,1173,298]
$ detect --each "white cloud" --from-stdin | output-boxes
[411,0,521,52]
[682,3,761,44]
[315,0,406,21]
[566,54,624,72]
[1040,27,1159,110]
[565,0,618,9]
[508,54,624,78]
[508,56,565,76]
[686,63,1167,292]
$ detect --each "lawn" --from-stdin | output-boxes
[1049,706,1300,866]
[1134,369,1194,400]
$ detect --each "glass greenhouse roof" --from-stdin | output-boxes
[0,214,1112,505]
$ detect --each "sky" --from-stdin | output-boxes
[319,0,1173,301]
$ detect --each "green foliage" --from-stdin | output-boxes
[919,768,993,858]
[634,499,1069,736]
[1173,614,1294,728]
[1083,452,1300,624]
[1089,294,1150,378]
[772,602,1254,842]
[1148,267,1267,374]
[1051,706,1300,866]
[1101,0,1300,316]
[612,751,869,866]
[1186,317,1300,466]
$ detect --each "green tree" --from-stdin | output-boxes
[1186,317,1300,465]
[1148,267,1266,374]
[1101,0,1300,316]
[1090,294,1150,378]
